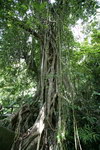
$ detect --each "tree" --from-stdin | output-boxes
[0,0,98,150]
[69,23,100,150]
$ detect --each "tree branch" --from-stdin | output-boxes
[6,15,42,40]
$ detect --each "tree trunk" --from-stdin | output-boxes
[11,22,61,150]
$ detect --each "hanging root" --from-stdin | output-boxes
[11,104,45,150]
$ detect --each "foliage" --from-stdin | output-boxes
[79,125,99,144]
[0,59,36,114]
[67,22,100,149]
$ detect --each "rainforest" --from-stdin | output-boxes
[0,0,100,150]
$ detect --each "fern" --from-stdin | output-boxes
[79,125,99,144]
